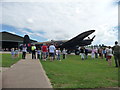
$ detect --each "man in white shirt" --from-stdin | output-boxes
[49,43,56,61]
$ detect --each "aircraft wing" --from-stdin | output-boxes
[70,30,95,41]
[63,30,95,44]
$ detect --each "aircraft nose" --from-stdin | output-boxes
[91,30,95,32]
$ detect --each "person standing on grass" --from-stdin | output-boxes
[102,48,106,59]
[91,48,95,59]
[105,47,109,61]
[62,48,66,59]
[31,44,36,59]
[37,48,41,59]
[99,47,103,59]
[80,47,85,60]
[49,43,56,61]
[95,48,98,58]
[106,46,113,66]
[41,43,48,61]
[11,48,15,58]
[15,48,19,58]
[56,48,61,61]
[112,41,120,67]
[85,48,88,59]
[22,44,27,59]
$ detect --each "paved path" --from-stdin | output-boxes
[2,54,52,88]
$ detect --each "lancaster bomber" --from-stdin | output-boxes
[33,30,96,55]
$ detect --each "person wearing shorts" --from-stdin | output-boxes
[49,43,56,61]
[41,43,48,61]
[106,46,113,66]
[49,53,54,57]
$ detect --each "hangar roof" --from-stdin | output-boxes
[0,31,37,42]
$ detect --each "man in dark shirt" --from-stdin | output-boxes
[80,47,85,60]
[85,48,88,59]
[112,41,120,67]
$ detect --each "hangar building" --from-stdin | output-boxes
[0,31,37,51]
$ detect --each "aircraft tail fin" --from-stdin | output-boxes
[91,35,96,41]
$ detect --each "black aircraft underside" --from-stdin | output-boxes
[34,30,96,55]
[59,39,93,49]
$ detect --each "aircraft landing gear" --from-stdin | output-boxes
[75,50,80,55]
[67,50,71,54]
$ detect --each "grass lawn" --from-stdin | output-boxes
[0,53,22,67]
[40,55,118,88]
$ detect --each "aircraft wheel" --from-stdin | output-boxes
[67,50,71,54]
[75,50,80,55]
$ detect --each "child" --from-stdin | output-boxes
[37,48,41,59]
[56,48,61,61]
[15,48,19,58]
[11,48,15,58]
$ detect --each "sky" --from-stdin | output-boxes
[0,0,119,46]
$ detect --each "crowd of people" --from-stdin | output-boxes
[79,41,120,67]
[20,43,67,62]
[11,48,19,58]
[10,41,120,67]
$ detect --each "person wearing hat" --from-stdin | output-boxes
[112,41,120,67]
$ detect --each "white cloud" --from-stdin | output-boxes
[0,0,118,46]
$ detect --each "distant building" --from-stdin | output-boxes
[0,31,37,51]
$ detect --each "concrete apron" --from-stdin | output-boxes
[2,54,52,88]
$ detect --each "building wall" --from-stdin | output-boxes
[2,41,23,51]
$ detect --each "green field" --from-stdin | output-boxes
[41,55,118,88]
[0,53,22,67]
